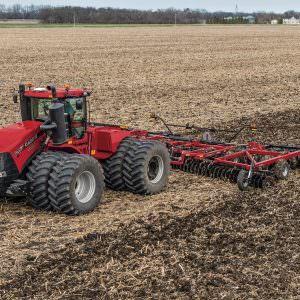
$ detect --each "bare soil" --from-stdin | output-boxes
[0,25,300,299]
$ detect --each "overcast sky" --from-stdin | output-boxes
[1,0,300,13]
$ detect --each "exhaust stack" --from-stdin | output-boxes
[40,102,67,145]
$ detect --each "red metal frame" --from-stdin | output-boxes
[214,143,300,171]
[129,134,300,172]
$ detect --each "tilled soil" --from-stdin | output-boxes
[0,26,300,299]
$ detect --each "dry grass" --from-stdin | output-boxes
[0,25,300,299]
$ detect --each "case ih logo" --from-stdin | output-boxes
[14,135,38,157]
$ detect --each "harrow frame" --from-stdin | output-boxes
[131,131,300,191]
[136,115,300,190]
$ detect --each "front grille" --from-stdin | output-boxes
[0,153,19,196]
[0,155,4,171]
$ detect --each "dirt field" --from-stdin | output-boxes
[0,25,300,299]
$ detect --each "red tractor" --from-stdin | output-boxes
[1,83,170,215]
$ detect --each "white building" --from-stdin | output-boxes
[243,15,256,24]
[283,17,300,25]
[271,20,278,25]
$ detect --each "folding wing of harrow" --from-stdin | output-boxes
[135,115,300,191]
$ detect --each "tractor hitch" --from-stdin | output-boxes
[6,180,30,197]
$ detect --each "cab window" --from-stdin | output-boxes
[65,98,85,122]
[31,98,52,120]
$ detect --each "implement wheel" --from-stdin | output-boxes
[289,157,298,170]
[237,170,250,191]
[49,155,104,215]
[273,159,290,180]
[123,140,170,195]
[261,176,274,188]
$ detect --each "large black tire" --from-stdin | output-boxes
[123,140,171,195]
[102,137,135,191]
[48,155,104,215]
[26,151,67,211]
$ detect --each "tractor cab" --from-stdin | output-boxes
[17,83,91,140]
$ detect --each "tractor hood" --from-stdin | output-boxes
[0,121,45,172]
[0,121,42,154]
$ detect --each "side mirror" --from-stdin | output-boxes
[76,99,83,110]
[13,94,18,103]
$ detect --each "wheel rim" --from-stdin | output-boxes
[75,171,96,204]
[147,155,164,184]
[282,166,289,177]
[242,179,249,188]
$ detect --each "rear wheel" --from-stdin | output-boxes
[48,155,104,215]
[123,140,170,195]
[26,151,67,211]
[102,137,135,191]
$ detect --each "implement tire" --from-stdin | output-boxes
[237,170,250,191]
[102,137,135,191]
[274,159,290,180]
[26,151,67,211]
[123,140,170,195]
[48,155,104,215]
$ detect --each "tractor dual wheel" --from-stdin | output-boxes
[123,140,171,195]
[26,151,68,211]
[102,137,135,191]
[48,155,104,215]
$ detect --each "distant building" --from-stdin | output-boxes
[283,17,300,25]
[224,16,233,21]
[224,15,256,24]
[271,20,278,25]
[243,15,256,24]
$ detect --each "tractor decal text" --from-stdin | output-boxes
[14,135,38,157]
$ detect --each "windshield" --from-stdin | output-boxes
[31,97,85,121]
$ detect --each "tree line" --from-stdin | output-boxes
[0,4,299,24]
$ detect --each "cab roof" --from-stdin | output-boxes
[24,87,90,99]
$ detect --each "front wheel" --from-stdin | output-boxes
[48,155,104,215]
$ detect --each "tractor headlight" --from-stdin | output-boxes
[0,171,7,178]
